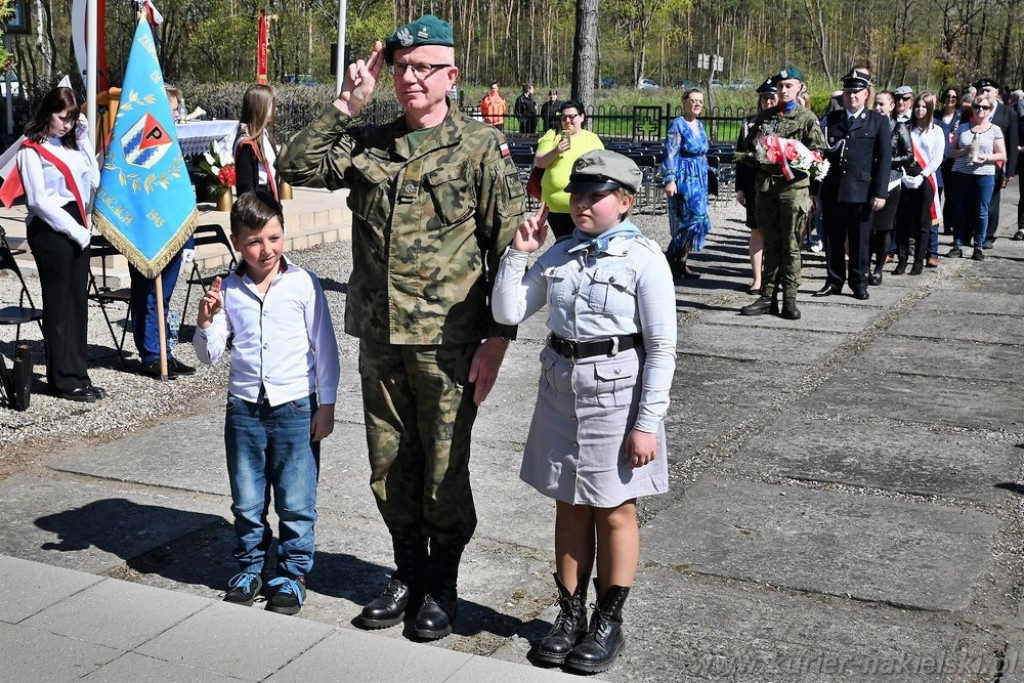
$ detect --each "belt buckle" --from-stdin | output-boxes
[551,335,577,359]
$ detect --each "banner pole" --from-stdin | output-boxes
[155,273,168,380]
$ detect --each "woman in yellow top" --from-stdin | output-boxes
[533,100,604,238]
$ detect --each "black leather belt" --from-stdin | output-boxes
[548,333,642,360]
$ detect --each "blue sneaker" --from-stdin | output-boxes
[224,572,263,606]
[265,576,306,615]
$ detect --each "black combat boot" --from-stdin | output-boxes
[358,536,426,629]
[413,543,463,640]
[740,295,772,316]
[893,260,907,275]
[564,581,631,674]
[780,297,801,320]
[909,260,924,275]
[532,573,589,665]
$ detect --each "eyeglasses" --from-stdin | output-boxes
[561,113,581,119]
[391,62,452,79]
[901,95,914,101]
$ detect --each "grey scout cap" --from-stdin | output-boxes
[564,150,643,194]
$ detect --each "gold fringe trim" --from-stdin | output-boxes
[93,208,200,280]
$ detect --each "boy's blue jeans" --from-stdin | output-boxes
[225,393,320,579]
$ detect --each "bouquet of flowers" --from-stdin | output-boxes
[196,142,236,190]
[738,135,829,181]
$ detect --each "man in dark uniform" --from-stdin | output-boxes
[739,66,825,320]
[540,89,563,132]
[279,15,524,640]
[514,83,537,134]
[974,78,1019,247]
[814,69,891,300]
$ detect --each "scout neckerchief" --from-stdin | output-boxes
[567,220,643,254]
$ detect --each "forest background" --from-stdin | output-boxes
[2,0,1023,124]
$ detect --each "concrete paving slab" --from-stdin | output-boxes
[955,274,1024,294]
[917,290,1024,316]
[492,567,972,683]
[0,474,227,574]
[643,478,1000,611]
[0,621,120,683]
[801,368,1024,430]
[725,417,1020,503]
[682,323,848,365]
[264,630,472,682]
[853,335,1024,383]
[888,309,1024,345]
[968,255,1024,280]
[696,301,886,333]
[135,601,334,681]
[0,554,103,623]
[21,577,211,651]
[77,652,243,683]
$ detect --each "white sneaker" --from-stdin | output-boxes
[810,240,823,253]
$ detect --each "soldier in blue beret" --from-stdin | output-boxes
[279,14,525,640]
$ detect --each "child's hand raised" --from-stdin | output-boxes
[512,203,549,253]
[197,276,223,328]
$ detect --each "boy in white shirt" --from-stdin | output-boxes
[194,189,339,615]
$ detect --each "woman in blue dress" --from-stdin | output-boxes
[662,88,712,279]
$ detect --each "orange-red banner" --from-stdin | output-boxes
[256,10,268,85]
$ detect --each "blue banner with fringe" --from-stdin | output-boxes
[93,18,196,279]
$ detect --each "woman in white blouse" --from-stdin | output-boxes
[895,92,944,275]
[18,87,103,402]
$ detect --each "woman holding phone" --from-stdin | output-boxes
[533,100,604,239]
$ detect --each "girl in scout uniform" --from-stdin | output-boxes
[493,150,676,673]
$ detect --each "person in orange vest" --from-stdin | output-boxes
[480,82,507,130]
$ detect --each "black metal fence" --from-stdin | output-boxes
[356,99,756,145]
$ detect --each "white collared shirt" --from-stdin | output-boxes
[17,132,99,248]
[193,257,340,406]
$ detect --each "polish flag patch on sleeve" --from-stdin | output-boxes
[499,142,510,157]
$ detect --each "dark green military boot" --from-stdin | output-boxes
[565,582,630,674]
[413,543,463,640]
[358,536,426,629]
[780,297,801,320]
[740,295,772,316]
[532,573,589,665]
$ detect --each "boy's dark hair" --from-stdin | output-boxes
[230,189,284,237]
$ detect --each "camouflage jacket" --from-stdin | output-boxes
[279,102,526,345]
[739,104,826,192]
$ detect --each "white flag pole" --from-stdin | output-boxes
[87,0,98,150]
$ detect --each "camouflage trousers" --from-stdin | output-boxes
[755,179,811,300]
[358,339,480,548]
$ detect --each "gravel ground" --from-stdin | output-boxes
[0,193,737,479]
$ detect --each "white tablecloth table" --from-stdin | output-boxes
[176,120,237,157]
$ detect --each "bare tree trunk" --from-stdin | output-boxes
[572,0,597,111]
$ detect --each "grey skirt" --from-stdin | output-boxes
[520,345,669,507]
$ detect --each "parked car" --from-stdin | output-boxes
[709,78,725,88]
[728,79,756,90]
[637,78,660,91]
[0,72,20,97]
[599,77,617,89]
[673,79,697,90]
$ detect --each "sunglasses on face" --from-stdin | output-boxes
[975,105,991,111]
[946,94,958,100]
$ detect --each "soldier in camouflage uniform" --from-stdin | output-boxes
[739,67,825,320]
[278,15,525,640]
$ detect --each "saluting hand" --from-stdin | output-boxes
[197,276,223,328]
[512,203,549,253]
[335,41,385,118]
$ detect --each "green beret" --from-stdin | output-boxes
[774,66,804,82]
[384,15,455,64]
